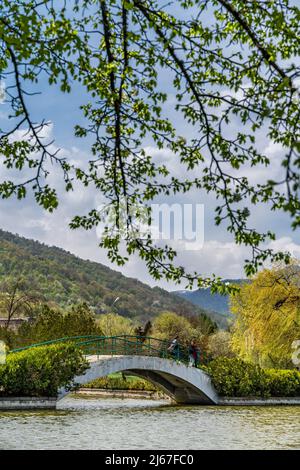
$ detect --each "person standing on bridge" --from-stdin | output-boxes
[189,340,197,367]
[167,335,180,360]
[136,326,143,339]
[189,340,200,367]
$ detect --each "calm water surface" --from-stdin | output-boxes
[0,397,299,450]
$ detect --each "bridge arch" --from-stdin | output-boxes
[59,355,218,405]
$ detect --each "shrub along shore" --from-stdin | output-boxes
[1,346,300,399]
[205,357,300,398]
[0,344,88,397]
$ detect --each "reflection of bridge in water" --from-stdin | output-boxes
[14,335,218,405]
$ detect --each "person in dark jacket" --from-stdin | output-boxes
[168,335,180,359]
[189,339,200,367]
[189,340,196,366]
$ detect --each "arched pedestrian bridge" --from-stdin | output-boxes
[13,335,218,405]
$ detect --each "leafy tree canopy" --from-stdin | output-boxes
[1,1,300,291]
[153,310,208,345]
[230,261,300,368]
[97,312,135,336]
[17,302,102,345]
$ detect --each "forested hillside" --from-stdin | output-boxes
[174,279,248,316]
[0,230,218,326]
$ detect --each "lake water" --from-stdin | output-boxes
[0,397,300,450]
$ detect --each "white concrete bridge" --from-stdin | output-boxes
[12,335,219,405]
[58,355,218,405]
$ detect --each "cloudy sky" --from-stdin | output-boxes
[1,7,299,291]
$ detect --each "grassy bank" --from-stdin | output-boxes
[82,373,158,391]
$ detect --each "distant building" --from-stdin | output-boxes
[0,317,29,331]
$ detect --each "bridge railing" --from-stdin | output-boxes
[9,335,100,353]
[10,334,190,363]
[76,335,189,363]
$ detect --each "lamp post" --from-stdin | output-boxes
[106,297,121,336]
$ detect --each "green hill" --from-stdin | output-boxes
[0,229,220,326]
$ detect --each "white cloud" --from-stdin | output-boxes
[269,237,300,258]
